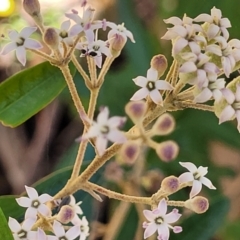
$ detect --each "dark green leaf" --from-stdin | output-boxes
[0,208,14,240]
[0,62,75,127]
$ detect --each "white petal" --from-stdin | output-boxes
[179,62,197,73]
[24,39,42,49]
[157,199,167,215]
[236,111,240,132]
[53,220,65,237]
[147,68,158,80]
[144,222,157,239]
[22,218,36,231]
[219,105,235,124]
[61,20,71,31]
[207,24,220,40]
[94,55,102,68]
[20,27,37,38]
[8,217,21,232]
[143,210,156,221]
[173,38,188,55]
[97,107,109,124]
[200,177,216,189]
[1,42,17,54]
[150,89,163,104]
[66,226,81,239]
[25,186,38,199]
[126,29,135,43]
[107,129,126,143]
[69,24,83,36]
[130,88,149,101]
[220,18,231,28]
[155,80,174,90]
[221,88,235,104]
[25,207,38,219]
[190,180,202,198]
[38,204,50,216]
[164,209,181,223]
[194,88,212,103]
[178,172,194,183]
[16,46,27,66]
[157,224,170,240]
[38,193,52,203]
[236,85,240,101]
[179,162,197,172]
[108,116,126,128]
[133,76,148,87]
[8,30,19,41]
[96,137,108,156]
[194,14,212,22]
[16,197,32,207]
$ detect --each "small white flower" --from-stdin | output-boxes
[1,27,42,66]
[131,68,173,105]
[55,20,75,46]
[80,107,127,156]
[51,220,80,240]
[219,85,240,131]
[8,217,37,240]
[143,199,182,240]
[16,186,53,218]
[178,162,216,198]
[107,22,135,43]
[72,216,90,240]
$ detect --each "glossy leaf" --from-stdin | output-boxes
[0,208,14,240]
[0,62,75,127]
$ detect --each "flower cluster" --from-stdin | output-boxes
[162,7,240,131]
[9,186,89,240]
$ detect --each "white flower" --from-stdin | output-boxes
[55,20,75,45]
[143,199,182,240]
[16,186,53,218]
[131,68,173,105]
[219,85,240,131]
[194,7,231,40]
[1,27,42,66]
[51,220,80,240]
[72,216,90,240]
[77,37,111,68]
[80,107,127,156]
[8,217,37,240]
[107,22,135,43]
[178,162,216,198]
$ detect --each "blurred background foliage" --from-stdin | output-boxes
[1,0,240,239]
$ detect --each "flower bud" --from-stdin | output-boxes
[23,0,42,24]
[151,113,175,136]
[161,176,180,194]
[184,196,209,214]
[156,140,179,162]
[109,33,126,57]
[150,54,168,77]
[104,161,123,183]
[57,205,75,224]
[44,28,59,50]
[125,101,147,124]
[120,141,140,165]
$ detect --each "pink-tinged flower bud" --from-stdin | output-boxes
[120,141,140,165]
[125,101,147,124]
[151,113,175,136]
[184,196,209,214]
[161,176,179,194]
[156,140,179,162]
[57,205,75,224]
[150,54,168,77]
[44,28,59,50]
[109,33,126,57]
[23,0,42,24]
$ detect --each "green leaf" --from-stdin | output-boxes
[171,195,230,240]
[0,62,75,127]
[0,196,25,220]
[0,208,14,240]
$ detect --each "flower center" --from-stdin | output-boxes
[147,81,155,91]
[193,171,201,180]
[18,229,27,239]
[16,37,25,46]
[80,225,85,232]
[60,30,68,38]
[100,125,109,134]
[233,102,240,110]
[32,200,40,208]
[59,236,67,240]
[155,216,164,225]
